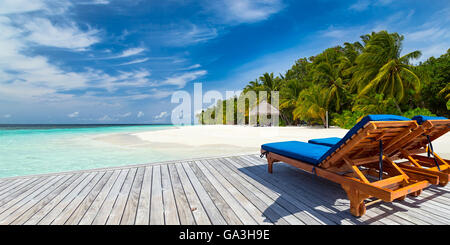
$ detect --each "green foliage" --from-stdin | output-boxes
[293,85,329,126]
[416,49,450,117]
[331,110,365,129]
[352,93,399,115]
[402,108,436,119]
[197,31,448,126]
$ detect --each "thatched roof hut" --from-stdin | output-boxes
[249,100,280,116]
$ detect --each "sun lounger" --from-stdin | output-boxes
[261,115,437,217]
[395,115,450,186]
[308,115,450,186]
[308,137,341,147]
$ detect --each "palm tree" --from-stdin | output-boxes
[243,79,261,93]
[293,85,330,126]
[352,31,421,112]
[352,94,398,115]
[259,73,283,96]
[312,48,347,111]
[280,78,303,125]
[438,84,450,110]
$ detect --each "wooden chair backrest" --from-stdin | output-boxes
[399,119,450,155]
[320,121,419,169]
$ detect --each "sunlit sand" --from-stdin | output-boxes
[94,125,450,159]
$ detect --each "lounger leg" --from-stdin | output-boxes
[439,168,449,186]
[408,189,422,197]
[342,185,367,217]
[268,156,274,174]
[397,195,407,201]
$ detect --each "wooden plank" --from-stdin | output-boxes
[193,160,255,225]
[150,165,164,225]
[64,171,115,225]
[0,174,75,225]
[51,172,108,225]
[0,175,62,218]
[167,164,196,225]
[160,164,180,225]
[211,158,303,225]
[78,170,121,225]
[182,161,227,225]
[135,166,152,225]
[6,174,81,225]
[0,154,449,225]
[106,168,137,225]
[91,169,129,225]
[219,157,333,225]
[0,178,24,192]
[36,172,99,225]
[174,162,211,225]
[201,159,272,225]
[120,167,145,225]
[189,161,242,225]
[0,178,42,207]
[343,157,370,183]
[0,178,34,197]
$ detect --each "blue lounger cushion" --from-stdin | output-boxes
[308,137,342,147]
[411,115,448,125]
[261,114,410,166]
[261,141,331,166]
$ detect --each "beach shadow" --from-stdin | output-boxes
[233,156,446,225]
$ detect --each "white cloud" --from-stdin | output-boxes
[115,48,146,58]
[0,0,48,15]
[117,58,149,66]
[3,114,11,118]
[182,64,202,70]
[159,70,207,88]
[349,0,371,11]
[98,115,116,121]
[164,24,218,46]
[154,111,168,120]
[77,0,110,5]
[68,111,79,118]
[407,28,447,41]
[118,112,132,117]
[24,18,100,51]
[349,0,393,12]
[0,2,119,103]
[209,0,285,24]
[97,47,147,60]
[137,111,144,118]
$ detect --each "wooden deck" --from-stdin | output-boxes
[0,154,449,225]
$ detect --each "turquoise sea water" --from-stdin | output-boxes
[0,125,175,178]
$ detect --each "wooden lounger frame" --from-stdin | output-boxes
[261,121,438,217]
[392,119,450,186]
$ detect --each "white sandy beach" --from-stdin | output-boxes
[94,125,450,160]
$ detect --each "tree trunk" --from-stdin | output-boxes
[321,114,327,128]
[393,99,402,114]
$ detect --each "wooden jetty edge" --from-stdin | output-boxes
[0,154,449,225]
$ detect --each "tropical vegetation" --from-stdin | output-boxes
[197,30,449,128]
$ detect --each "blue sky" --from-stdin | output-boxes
[0,0,449,124]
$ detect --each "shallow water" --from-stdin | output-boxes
[0,125,175,178]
